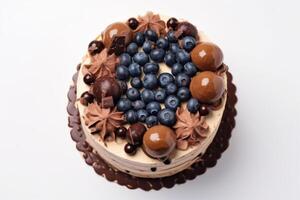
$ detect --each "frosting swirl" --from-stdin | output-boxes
[135,12,166,36]
[83,48,119,78]
[84,103,124,141]
[174,105,209,150]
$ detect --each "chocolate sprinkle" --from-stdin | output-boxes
[67,64,237,191]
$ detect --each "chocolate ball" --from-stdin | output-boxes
[191,42,223,72]
[126,123,147,146]
[190,71,225,104]
[92,77,121,104]
[102,22,133,48]
[143,125,176,159]
[176,22,198,39]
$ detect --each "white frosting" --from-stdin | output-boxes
[75,19,227,178]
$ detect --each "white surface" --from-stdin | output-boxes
[0,0,299,199]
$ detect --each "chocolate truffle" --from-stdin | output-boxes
[190,71,225,104]
[143,125,176,159]
[127,123,147,146]
[176,22,198,39]
[92,77,121,104]
[191,42,223,72]
[102,22,133,48]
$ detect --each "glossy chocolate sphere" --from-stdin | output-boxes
[191,42,223,72]
[126,123,147,146]
[176,22,198,39]
[190,71,225,104]
[102,22,133,48]
[143,125,176,159]
[92,77,121,104]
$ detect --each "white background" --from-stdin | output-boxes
[0,0,299,199]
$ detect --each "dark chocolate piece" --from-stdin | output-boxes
[88,40,105,55]
[108,35,126,56]
[101,96,114,108]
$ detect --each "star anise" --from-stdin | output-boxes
[174,105,209,150]
[83,48,119,79]
[135,12,166,36]
[84,103,124,141]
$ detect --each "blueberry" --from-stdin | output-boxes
[184,62,197,76]
[165,83,177,95]
[175,73,191,87]
[176,50,190,64]
[154,89,167,103]
[133,52,149,66]
[126,88,140,101]
[145,29,158,41]
[176,87,190,102]
[158,109,176,126]
[164,52,176,67]
[116,65,130,80]
[143,62,159,74]
[169,43,180,54]
[150,48,165,62]
[134,32,145,46]
[117,98,132,112]
[143,74,158,89]
[146,101,161,115]
[182,36,196,52]
[142,40,154,54]
[164,95,180,111]
[132,100,145,110]
[127,42,138,56]
[171,63,183,76]
[125,110,138,124]
[187,98,200,113]
[141,89,155,103]
[130,77,143,89]
[156,37,169,50]
[145,115,158,128]
[167,31,177,43]
[158,73,174,88]
[137,109,149,122]
[119,53,131,66]
[128,63,141,77]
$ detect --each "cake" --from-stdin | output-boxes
[68,12,237,189]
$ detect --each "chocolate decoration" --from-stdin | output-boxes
[126,123,147,146]
[102,22,133,49]
[88,40,105,55]
[191,42,224,72]
[108,36,126,56]
[92,77,121,104]
[190,71,225,104]
[83,73,96,85]
[124,143,137,155]
[167,17,178,30]
[101,96,114,108]
[127,17,139,30]
[175,22,199,40]
[115,127,127,139]
[143,125,176,159]
[199,105,209,116]
[67,64,237,191]
[80,92,94,106]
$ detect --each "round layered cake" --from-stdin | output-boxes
[70,12,235,185]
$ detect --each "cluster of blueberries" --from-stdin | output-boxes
[116,29,200,127]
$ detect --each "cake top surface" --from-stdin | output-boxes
[76,12,227,165]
